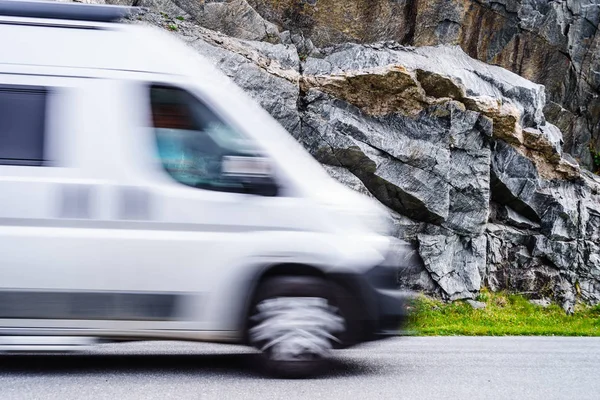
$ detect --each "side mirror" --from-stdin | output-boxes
[221,155,279,197]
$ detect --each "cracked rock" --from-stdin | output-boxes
[179,0,281,43]
[418,233,486,300]
[249,0,600,171]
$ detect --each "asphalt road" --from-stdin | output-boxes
[0,337,598,400]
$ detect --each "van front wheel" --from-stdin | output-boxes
[248,276,346,378]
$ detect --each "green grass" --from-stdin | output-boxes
[590,144,600,174]
[409,290,600,336]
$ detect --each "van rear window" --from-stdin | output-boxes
[0,85,47,166]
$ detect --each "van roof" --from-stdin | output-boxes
[0,1,236,87]
[0,0,134,23]
[0,19,213,77]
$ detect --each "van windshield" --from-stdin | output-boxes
[149,85,263,191]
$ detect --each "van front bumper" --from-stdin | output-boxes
[372,288,414,336]
[330,241,419,343]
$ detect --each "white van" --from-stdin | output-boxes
[0,0,415,377]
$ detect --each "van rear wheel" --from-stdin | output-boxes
[248,276,346,378]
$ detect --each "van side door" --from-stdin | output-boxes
[0,73,195,330]
[0,74,128,321]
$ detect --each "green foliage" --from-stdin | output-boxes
[409,290,600,336]
[167,24,178,31]
[176,16,185,21]
[590,145,600,173]
[475,291,489,303]
[589,303,600,317]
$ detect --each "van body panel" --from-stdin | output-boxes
[0,12,410,345]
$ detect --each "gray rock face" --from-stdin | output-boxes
[67,0,280,42]
[137,0,187,15]
[485,169,600,308]
[130,9,600,306]
[295,43,586,301]
[157,0,281,43]
[198,0,280,43]
[419,234,487,300]
[247,0,600,173]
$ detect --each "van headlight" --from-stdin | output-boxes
[334,207,394,236]
[358,211,394,236]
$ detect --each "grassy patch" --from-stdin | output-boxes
[590,144,600,174]
[409,290,600,336]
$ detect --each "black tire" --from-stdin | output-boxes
[248,276,346,379]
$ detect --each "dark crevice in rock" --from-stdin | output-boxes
[340,151,446,224]
[402,0,419,45]
[470,0,569,50]
[489,169,540,222]
[488,1,519,17]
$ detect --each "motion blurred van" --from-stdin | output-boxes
[0,0,415,377]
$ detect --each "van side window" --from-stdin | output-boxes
[0,85,47,166]
[149,85,263,192]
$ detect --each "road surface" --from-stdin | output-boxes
[0,337,598,400]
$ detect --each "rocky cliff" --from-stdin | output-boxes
[121,6,600,311]
[246,0,600,173]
